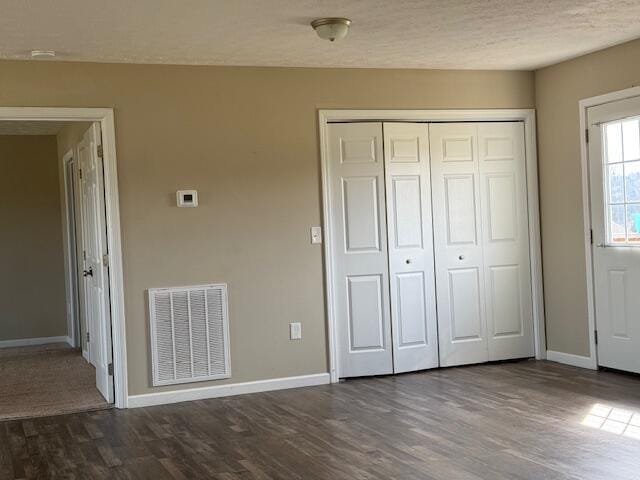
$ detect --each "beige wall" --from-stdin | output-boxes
[535,38,640,357]
[0,135,67,341]
[0,60,534,395]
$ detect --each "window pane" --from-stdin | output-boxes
[623,119,640,161]
[610,204,626,243]
[625,161,640,202]
[609,164,625,203]
[607,122,623,163]
[627,204,640,243]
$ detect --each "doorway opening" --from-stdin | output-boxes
[0,108,126,419]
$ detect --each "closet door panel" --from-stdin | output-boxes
[430,123,489,366]
[328,123,393,378]
[478,122,534,360]
[384,123,439,373]
[448,267,483,341]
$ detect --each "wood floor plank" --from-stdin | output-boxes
[2,360,640,479]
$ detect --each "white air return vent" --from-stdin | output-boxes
[148,284,231,386]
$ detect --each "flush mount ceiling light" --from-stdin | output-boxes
[31,50,56,59]
[311,18,352,42]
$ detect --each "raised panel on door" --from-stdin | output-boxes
[430,123,489,366]
[444,174,478,245]
[396,272,427,346]
[342,176,380,252]
[384,123,438,373]
[391,176,422,249]
[607,269,629,339]
[346,275,385,350]
[489,265,523,337]
[448,268,483,341]
[478,123,534,360]
[328,123,393,378]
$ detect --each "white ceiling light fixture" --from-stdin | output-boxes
[31,50,56,59]
[311,18,352,42]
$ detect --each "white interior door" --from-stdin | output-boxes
[328,122,393,377]
[430,123,488,366]
[588,96,640,374]
[383,123,439,373]
[430,122,534,366]
[79,123,114,402]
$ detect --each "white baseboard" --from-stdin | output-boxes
[547,350,597,370]
[0,335,72,349]
[127,372,331,409]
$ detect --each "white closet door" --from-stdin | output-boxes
[430,123,489,366]
[328,123,393,377]
[430,122,534,366]
[383,123,439,373]
[478,123,534,360]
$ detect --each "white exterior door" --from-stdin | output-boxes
[430,122,534,366]
[79,123,114,402]
[328,123,393,377]
[588,96,640,374]
[383,123,438,373]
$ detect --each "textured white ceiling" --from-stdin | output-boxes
[2,0,640,70]
[0,121,72,135]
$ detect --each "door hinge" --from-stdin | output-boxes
[86,331,90,344]
[108,363,114,376]
[585,128,589,143]
[590,229,594,245]
[79,168,83,179]
[594,329,598,345]
[97,144,104,158]
[83,249,87,261]
[102,254,109,267]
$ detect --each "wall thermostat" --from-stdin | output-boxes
[177,190,198,207]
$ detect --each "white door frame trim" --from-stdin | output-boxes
[0,107,128,408]
[62,149,79,348]
[578,86,640,371]
[319,109,546,383]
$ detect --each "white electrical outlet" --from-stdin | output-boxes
[310,226,322,244]
[290,322,302,340]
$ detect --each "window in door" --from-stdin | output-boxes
[603,117,640,244]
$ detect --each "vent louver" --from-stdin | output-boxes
[148,284,230,386]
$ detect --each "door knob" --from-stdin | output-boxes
[83,267,94,277]
[458,255,465,260]
[405,259,411,264]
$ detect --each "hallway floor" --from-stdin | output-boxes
[0,343,109,421]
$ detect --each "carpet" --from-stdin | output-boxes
[0,343,110,421]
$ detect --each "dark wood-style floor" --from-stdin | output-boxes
[2,360,640,479]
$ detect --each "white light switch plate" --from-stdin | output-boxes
[290,322,302,340]
[310,226,322,244]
